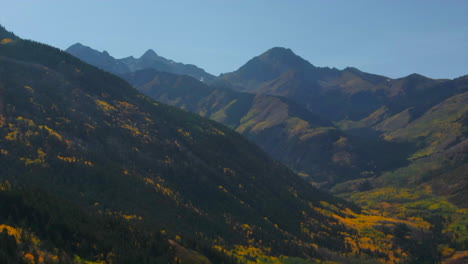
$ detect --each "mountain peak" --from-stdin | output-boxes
[256,46,312,68]
[229,47,311,80]
[66,43,94,53]
[66,43,113,59]
[263,47,296,57]
[140,49,159,59]
[258,47,303,63]
[68,42,85,48]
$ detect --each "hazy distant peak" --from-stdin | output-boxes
[344,66,361,73]
[66,43,104,56]
[224,46,313,85]
[263,47,296,57]
[68,42,84,48]
[67,42,88,50]
[67,44,215,82]
[256,46,313,68]
[405,73,429,79]
[140,49,159,60]
[259,47,303,62]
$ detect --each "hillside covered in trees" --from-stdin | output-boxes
[67,40,468,263]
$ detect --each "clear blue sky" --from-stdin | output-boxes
[1,0,467,79]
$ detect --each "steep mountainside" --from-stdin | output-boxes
[66,43,215,82]
[68,43,468,203]
[123,69,408,186]
[217,47,468,200]
[121,46,468,257]
[219,47,468,260]
[335,76,468,199]
[331,90,468,261]
[0,25,442,263]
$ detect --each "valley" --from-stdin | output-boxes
[0,16,466,264]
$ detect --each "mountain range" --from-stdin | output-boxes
[0,23,466,264]
[66,43,215,82]
[65,40,468,263]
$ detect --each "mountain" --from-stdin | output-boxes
[64,35,468,262]
[219,46,468,238]
[68,43,468,194]
[0,25,443,263]
[217,47,468,196]
[66,43,130,74]
[66,43,215,82]
[123,69,410,186]
[216,47,454,122]
[123,68,468,261]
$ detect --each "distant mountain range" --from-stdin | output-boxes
[66,43,215,82]
[71,44,467,194]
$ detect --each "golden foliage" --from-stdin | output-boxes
[444,251,468,264]
[24,253,35,263]
[177,128,191,137]
[311,201,430,263]
[122,214,143,221]
[116,101,137,111]
[17,116,36,127]
[95,99,116,112]
[0,224,22,242]
[218,185,228,193]
[144,177,179,200]
[223,167,236,176]
[211,127,226,136]
[24,85,34,92]
[21,148,47,167]
[0,181,12,191]
[0,38,14,44]
[39,125,63,141]
[5,123,19,141]
[57,155,79,163]
[121,123,141,136]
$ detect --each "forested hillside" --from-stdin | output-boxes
[1,24,450,264]
[66,41,468,263]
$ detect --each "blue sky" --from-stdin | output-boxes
[1,0,467,79]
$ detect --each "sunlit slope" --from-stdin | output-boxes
[123,69,386,186]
